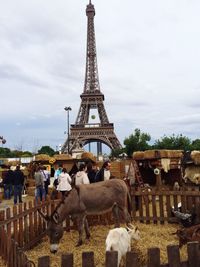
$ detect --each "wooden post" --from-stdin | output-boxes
[38,256,50,267]
[126,251,139,267]
[156,173,162,190]
[187,241,200,267]
[147,247,160,267]
[61,253,73,267]
[105,251,118,267]
[82,251,94,267]
[167,244,181,267]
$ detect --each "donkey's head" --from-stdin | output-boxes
[38,210,64,253]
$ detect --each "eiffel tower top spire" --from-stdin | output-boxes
[84,0,100,93]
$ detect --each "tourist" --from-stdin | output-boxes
[41,166,50,195]
[12,165,24,204]
[4,166,13,199]
[57,168,72,197]
[95,161,112,182]
[34,166,45,203]
[75,163,90,185]
[87,162,98,183]
[53,164,63,189]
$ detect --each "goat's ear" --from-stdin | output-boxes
[37,209,50,221]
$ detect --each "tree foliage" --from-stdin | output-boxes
[37,145,55,156]
[124,128,151,157]
[153,134,191,151]
[191,139,200,151]
[0,148,33,158]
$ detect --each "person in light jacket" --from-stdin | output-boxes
[75,164,90,185]
[57,168,72,197]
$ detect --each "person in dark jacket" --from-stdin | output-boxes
[95,161,113,182]
[12,165,24,204]
[4,166,13,199]
[87,162,98,183]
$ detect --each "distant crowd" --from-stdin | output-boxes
[0,161,114,205]
[35,160,113,202]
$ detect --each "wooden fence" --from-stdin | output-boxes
[37,241,200,267]
[130,187,200,224]
[0,188,200,266]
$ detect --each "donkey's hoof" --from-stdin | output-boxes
[76,241,83,247]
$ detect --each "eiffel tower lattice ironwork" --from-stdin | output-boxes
[61,0,122,154]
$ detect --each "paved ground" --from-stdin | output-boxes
[0,195,35,211]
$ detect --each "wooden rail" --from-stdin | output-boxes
[130,187,200,224]
[37,242,200,267]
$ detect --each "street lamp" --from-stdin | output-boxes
[64,106,72,154]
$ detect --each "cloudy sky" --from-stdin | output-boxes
[0,0,200,153]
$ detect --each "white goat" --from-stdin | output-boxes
[105,225,140,267]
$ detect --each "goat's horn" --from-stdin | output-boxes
[37,209,49,221]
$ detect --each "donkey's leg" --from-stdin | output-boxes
[76,215,85,246]
[117,206,131,226]
[84,217,90,239]
[112,203,120,228]
[124,208,132,226]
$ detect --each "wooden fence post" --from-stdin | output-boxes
[61,253,73,267]
[105,251,118,267]
[147,247,160,267]
[167,244,181,267]
[187,241,200,267]
[126,251,139,267]
[38,256,50,267]
[82,251,94,267]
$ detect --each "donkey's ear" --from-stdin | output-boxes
[52,212,60,224]
[37,209,50,221]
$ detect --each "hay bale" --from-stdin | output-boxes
[35,154,50,161]
[144,150,157,159]
[81,152,96,162]
[140,150,183,160]
[53,154,72,160]
[132,151,144,160]
[165,150,183,159]
[191,151,200,165]
[184,165,200,184]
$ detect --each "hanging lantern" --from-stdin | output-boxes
[154,168,160,175]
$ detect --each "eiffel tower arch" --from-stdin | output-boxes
[61,1,122,154]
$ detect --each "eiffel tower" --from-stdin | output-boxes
[61,0,122,154]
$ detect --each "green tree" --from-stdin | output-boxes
[21,151,33,157]
[124,128,151,157]
[191,139,200,151]
[153,134,191,151]
[37,146,55,156]
[0,147,13,158]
